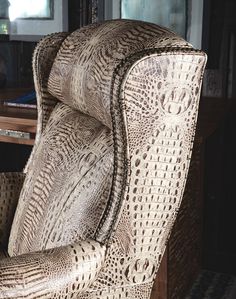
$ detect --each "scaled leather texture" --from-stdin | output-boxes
[0,20,206,298]
[9,103,113,255]
[0,173,25,251]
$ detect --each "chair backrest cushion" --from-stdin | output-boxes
[48,20,191,128]
[8,103,113,256]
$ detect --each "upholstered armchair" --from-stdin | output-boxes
[0,20,206,299]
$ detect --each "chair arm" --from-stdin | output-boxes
[0,239,105,299]
[0,173,25,250]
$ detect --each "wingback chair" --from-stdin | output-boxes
[0,20,206,299]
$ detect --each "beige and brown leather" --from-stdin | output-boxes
[9,103,113,255]
[0,20,206,299]
[0,173,25,251]
[0,240,105,298]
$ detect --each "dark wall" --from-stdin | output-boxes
[0,40,35,88]
[203,0,236,275]
[203,103,236,274]
[0,143,32,172]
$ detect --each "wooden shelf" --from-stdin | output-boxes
[0,135,35,145]
[0,88,37,145]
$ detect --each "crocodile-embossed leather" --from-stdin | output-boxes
[0,240,105,299]
[0,20,206,299]
[0,173,25,250]
[86,52,206,299]
[9,103,113,255]
[48,20,191,129]
[24,32,69,173]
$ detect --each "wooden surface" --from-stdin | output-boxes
[151,251,168,299]
[0,88,37,145]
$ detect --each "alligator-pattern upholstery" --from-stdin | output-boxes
[47,20,192,129]
[0,173,25,250]
[0,240,105,298]
[86,51,206,299]
[24,32,70,173]
[9,103,113,255]
[0,20,206,298]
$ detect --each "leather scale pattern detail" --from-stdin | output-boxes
[85,51,206,298]
[0,173,25,250]
[0,240,105,298]
[24,32,70,173]
[48,20,191,129]
[9,103,113,255]
[47,19,196,245]
[0,20,206,299]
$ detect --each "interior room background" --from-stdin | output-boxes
[0,0,235,298]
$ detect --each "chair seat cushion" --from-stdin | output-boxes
[8,103,113,256]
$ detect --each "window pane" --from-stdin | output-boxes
[8,0,52,20]
[121,0,186,38]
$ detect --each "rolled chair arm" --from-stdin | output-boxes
[0,173,25,250]
[0,239,105,299]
